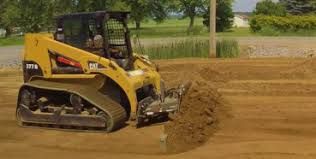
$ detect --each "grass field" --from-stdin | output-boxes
[129,17,254,38]
[0,17,254,46]
[1,17,316,46]
[256,27,316,37]
[0,36,24,46]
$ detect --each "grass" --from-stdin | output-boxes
[256,27,316,37]
[129,18,207,38]
[135,38,240,59]
[0,17,253,46]
[137,39,209,59]
[129,18,205,28]
[216,39,240,58]
[0,36,24,46]
[217,27,255,37]
[2,17,316,47]
[129,17,254,38]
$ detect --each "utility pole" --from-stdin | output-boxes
[209,0,216,58]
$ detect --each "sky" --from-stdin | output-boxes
[233,0,278,12]
[233,0,261,12]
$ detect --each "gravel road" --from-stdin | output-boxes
[0,46,23,68]
[0,37,316,67]
[138,37,316,58]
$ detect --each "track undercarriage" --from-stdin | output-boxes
[16,78,127,132]
[16,78,191,132]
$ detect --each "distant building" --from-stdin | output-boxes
[233,12,251,28]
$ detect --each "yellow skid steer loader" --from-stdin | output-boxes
[16,11,190,132]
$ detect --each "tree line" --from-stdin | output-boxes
[253,0,316,16]
[2,0,313,37]
[251,0,316,34]
[0,0,234,37]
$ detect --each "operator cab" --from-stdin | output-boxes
[54,11,133,70]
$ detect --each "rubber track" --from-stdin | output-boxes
[21,79,127,132]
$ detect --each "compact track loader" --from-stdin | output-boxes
[16,11,190,132]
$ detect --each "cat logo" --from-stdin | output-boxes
[88,62,106,70]
[89,63,98,70]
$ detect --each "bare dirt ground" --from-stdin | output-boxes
[1,57,316,159]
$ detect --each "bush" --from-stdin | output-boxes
[187,26,204,35]
[253,0,287,16]
[250,15,316,33]
[138,39,209,59]
[134,39,239,59]
[258,26,281,36]
[216,39,240,58]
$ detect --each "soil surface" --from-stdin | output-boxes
[1,58,316,159]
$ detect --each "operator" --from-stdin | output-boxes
[55,28,65,42]
[93,34,104,48]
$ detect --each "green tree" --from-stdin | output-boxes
[124,0,168,30]
[0,0,131,35]
[76,0,92,12]
[53,0,126,13]
[253,0,287,16]
[110,1,130,11]
[46,0,56,32]
[16,0,51,33]
[90,0,122,11]
[171,0,208,32]
[54,0,77,15]
[202,0,234,32]
[0,0,19,37]
[90,0,108,11]
[280,0,316,15]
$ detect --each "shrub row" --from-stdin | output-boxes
[250,15,316,32]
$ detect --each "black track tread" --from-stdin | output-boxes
[20,79,127,132]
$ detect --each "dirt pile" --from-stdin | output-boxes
[164,80,223,153]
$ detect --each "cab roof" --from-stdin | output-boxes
[56,11,130,20]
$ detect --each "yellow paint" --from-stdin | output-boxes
[23,33,162,117]
[50,74,97,79]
